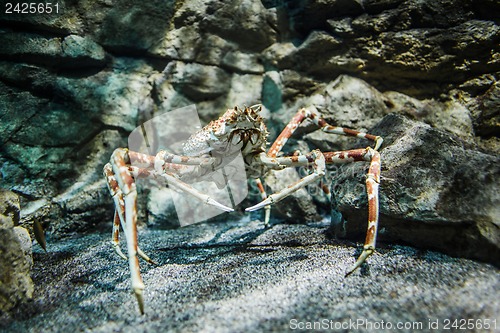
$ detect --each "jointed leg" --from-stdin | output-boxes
[324,148,382,274]
[246,150,326,211]
[112,210,127,260]
[251,147,381,273]
[106,148,146,314]
[103,163,155,264]
[254,178,271,226]
[252,105,383,274]
[268,108,383,158]
[344,148,381,275]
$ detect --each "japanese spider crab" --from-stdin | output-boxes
[103,105,383,314]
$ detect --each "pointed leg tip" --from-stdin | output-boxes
[345,248,374,277]
[344,266,357,278]
[134,289,145,315]
[113,245,128,261]
[206,198,234,212]
[137,248,158,265]
[245,201,269,212]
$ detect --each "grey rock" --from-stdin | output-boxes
[0,189,20,227]
[221,50,264,74]
[273,0,500,96]
[61,35,106,66]
[264,168,321,222]
[291,0,365,34]
[0,222,498,331]
[164,61,232,101]
[278,76,390,152]
[383,91,475,142]
[200,0,278,52]
[331,113,500,266]
[368,20,500,83]
[95,0,177,54]
[0,2,84,34]
[0,32,106,68]
[0,190,33,314]
[467,81,500,138]
[0,62,56,95]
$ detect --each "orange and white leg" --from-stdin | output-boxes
[106,148,146,314]
[322,148,382,274]
[103,163,155,264]
[267,108,383,158]
[318,148,382,274]
[267,108,382,274]
[344,148,381,275]
[249,146,382,275]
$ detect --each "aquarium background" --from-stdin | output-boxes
[0,0,499,331]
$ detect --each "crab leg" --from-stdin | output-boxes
[250,147,381,272]
[254,178,271,226]
[264,107,383,275]
[159,172,234,212]
[268,108,383,157]
[345,148,381,275]
[103,163,156,264]
[246,150,326,211]
[155,150,215,169]
[108,148,146,314]
[103,163,127,260]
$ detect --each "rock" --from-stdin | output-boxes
[266,0,500,96]
[0,190,34,313]
[0,62,56,96]
[164,61,232,101]
[0,189,20,227]
[201,0,278,52]
[60,35,107,67]
[95,0,176,54]
[384,91,475,142]
[146,187,180,229]
[0,32,106,69]
[330,113,500,266]
[264,168,321,222]
[0,3,84,34]
[366,20,500,84]
[274,76,390,152]
[290,0,365,34]
[467,81,500,138]
[221,50,264,74]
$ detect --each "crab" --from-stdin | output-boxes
[103,105,383,314]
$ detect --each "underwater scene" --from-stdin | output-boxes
[0,0,499,332]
